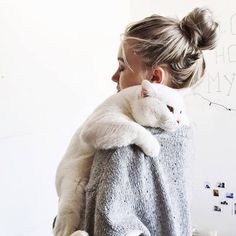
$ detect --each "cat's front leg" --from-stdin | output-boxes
[82,118,160,157]
[134,125,160,157]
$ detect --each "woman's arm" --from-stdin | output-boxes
[81,126,194,236]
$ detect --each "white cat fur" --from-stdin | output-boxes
[53,80,189,236]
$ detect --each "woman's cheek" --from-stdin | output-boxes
[119,75,126,90]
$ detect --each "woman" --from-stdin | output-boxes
[62,7,218,236]
[112,8,218,90]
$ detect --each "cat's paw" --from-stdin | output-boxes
[53,211,79,236]
[70,230,89,236]
[139,136,160,157]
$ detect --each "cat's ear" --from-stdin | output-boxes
[141,80,156,97]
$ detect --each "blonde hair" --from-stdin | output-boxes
[123,8,218,88]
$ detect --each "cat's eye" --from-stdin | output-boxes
[167,105,174,113]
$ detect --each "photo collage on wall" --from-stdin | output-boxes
[204,181,236,214]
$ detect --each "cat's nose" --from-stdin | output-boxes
[177,120,180,124]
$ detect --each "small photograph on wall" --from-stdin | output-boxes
[220,200,229,205]
[214,205,221,212]
[234,203,236,215]
[204,181,211,189]
[217,182,225,188]
[213,189,219,197]
[226,192,234,199]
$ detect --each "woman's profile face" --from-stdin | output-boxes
[111,42,151,92]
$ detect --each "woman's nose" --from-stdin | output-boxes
[112,70,120,83]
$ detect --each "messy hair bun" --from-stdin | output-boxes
[123,7,219,88]
[179,8,218,50]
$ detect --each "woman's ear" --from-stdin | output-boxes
[151,66,166,84]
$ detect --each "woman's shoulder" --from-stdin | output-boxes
[94,125,194,159]
[146,124,194,136]
[95,124,193,150]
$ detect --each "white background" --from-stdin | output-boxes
[1,1,236,235]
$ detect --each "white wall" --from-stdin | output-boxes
[0,1,129,235]
[1,1,236,236]
[130,1,236,235]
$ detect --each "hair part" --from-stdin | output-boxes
[123,7,219,88]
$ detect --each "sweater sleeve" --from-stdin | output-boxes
[81,126,194,236]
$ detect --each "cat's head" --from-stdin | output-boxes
[131,80,190,132]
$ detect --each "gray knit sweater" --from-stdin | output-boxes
[80,126,194,236]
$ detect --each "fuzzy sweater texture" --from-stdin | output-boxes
[80,126,194,236]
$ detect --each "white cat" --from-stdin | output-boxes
[53,80,189,236]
